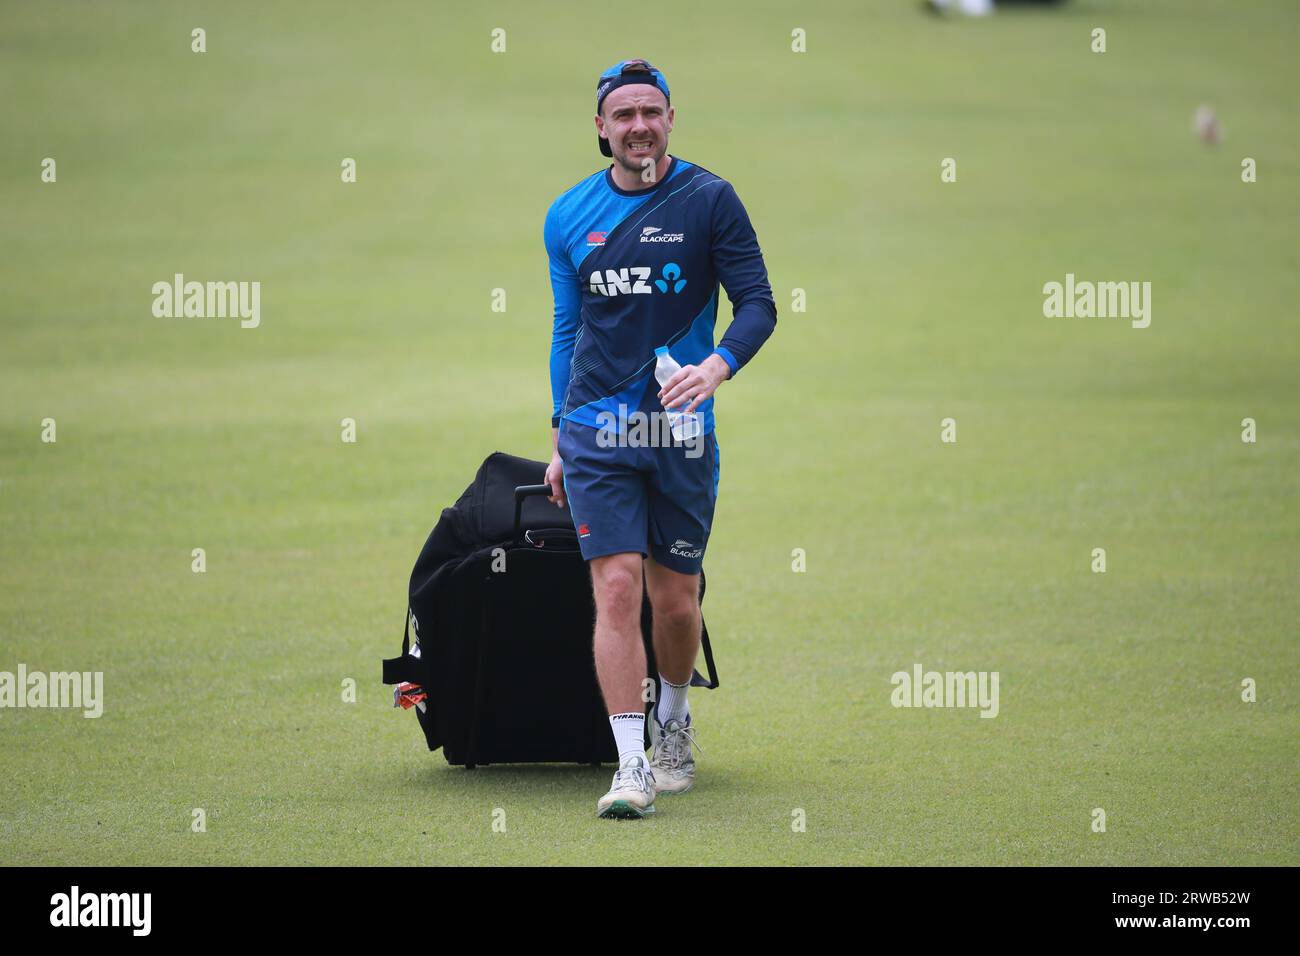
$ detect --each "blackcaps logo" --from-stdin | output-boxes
[641,226,685,243]
[670,538,703,559]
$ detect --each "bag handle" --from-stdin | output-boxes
[514,483,563,537]
[523,527,580,549]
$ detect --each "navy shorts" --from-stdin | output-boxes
[557,418,720,574]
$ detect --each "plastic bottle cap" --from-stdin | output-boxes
[654,346,669,355]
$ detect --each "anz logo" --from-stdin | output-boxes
[589,262,687,297]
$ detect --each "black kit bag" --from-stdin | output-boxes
[382,451,719,768]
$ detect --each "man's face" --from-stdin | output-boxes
[596,85,674,173]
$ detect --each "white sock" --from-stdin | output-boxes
[655,675,690,727]
[609,713,646,765]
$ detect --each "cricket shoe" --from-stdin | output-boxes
[649,716,700,795]
[596,755,656,819]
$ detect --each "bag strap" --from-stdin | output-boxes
[692,627,720,689]
[382,607,419,686]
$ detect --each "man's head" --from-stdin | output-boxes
[594,59,673,172]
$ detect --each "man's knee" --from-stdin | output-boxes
[590,552,644,621]
[650,586,700,632]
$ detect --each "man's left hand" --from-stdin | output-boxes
[658,353,731,415]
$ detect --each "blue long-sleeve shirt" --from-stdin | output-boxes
[545,156,776,433]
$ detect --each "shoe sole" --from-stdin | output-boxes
[653,780,694,796]
[597,799,655,819]
[651,768,695,796]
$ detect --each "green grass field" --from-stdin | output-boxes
[1,0,1296,865]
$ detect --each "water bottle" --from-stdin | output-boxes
[653,346,702,441]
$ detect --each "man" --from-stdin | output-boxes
[543,59,776,818]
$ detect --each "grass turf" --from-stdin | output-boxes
[0,0,1296,865]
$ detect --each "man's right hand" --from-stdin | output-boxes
[545,451,566,508]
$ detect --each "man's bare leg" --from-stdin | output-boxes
[643,556,702,795]
[644,556,702,688]
[590,551,657,818]
[590,551,647,716]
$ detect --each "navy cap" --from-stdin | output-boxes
[595,59,670,157]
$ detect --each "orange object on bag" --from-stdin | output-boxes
[394,682,427,710]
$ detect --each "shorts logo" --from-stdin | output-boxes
[578,523,591,538]
[669,538,703,559]
[587,231,607,247]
